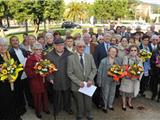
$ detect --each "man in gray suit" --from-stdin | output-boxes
[67,40,97,120]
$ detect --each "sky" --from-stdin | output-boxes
[141,0,160,5]
[64,0,160,5]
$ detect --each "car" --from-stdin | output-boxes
[0,25,8,31]
[131,21,149,30]
[61,21,81,29]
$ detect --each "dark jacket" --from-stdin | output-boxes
[45,48,72,90]
[93,43,107,68]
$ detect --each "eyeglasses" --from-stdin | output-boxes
[77,46,85,48]
[35,49,42,51]
[131,49,137,52]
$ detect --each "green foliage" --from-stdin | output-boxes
[93,0,129,21]
[44,0,64,21]
[64,2,87,22]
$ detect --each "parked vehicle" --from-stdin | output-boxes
[61,21,81,28]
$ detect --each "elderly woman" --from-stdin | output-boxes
[0,38,22,120]
[25,42,50,119]
[117,37,129,59]
[119,45,143,111]
[44,32,54,54]
[97,47,122,113]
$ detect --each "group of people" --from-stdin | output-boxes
[0,24,160,120]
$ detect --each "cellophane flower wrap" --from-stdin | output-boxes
[139,49,152,62]
[125,64,143,80]
[107,64,125,81]
[0,58,23,83]
[33,59,57,77]
[155,55,160,64]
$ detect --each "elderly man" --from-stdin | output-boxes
[67,40,97,120]
[149,35,159,52]
[83,33,97,55]
[45,38,73,115]
[9,36,33,115]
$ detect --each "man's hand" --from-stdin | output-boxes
[87,80,93,87]
[80,81,84,88]
[50,80,54,84]
[156,64,160,68]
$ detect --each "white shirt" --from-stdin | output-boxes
[14,48,27,79]
[151,43,157,51]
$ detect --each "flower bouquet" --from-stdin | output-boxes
[155,55,160,64]
[125,64,143,80]
[107,64,125,81]
[139,49,152,62]
[0,59,23,91]
[33,59,57,77]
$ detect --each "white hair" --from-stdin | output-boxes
[32,42,43,50]
[151,35,159,40]
[75,40,85,46]
[0,37,9,46]
[45,32,53,40]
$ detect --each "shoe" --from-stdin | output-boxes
[102,108,107,113]
[122,107,126,111]
[36,113,42,119]
[28,104,34,109]
[128,105,134,109]
[66,109,73,115]
[151,96,155,100]
[108,107,114,111]
[43,110,50,114]
[87,117,93,120]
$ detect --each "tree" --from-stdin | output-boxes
[93,0,129,23]
[9,0,44,34]
[0,1,11,27]
[64,2,87,22]
[44,0,64,22]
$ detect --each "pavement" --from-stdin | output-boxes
[22,90,160,120]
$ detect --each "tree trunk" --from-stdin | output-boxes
[6,16,10,27]
[44,19,46,31]
[25,20,28,33]
[34,18,40,35]
[0,18,3,26]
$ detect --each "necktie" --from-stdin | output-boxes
[80,55,84,68]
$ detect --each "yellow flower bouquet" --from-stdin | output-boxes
[139,49,152,62]
[107,64,126,81]
[0,59,23,91]
[126,64,143,80]
[33,59,57,77]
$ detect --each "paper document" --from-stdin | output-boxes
[78,81,97,97]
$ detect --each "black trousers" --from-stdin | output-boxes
[150,75,160,99]
[52,89,72,115]
[140,75,150,94]
[22,78,33,107]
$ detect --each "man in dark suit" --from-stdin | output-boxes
[93,33,112,68]
[45,38,73,115]
[67,40,97,120]
[9,36,33,115]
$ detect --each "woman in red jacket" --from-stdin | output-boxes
[25,42,50,119]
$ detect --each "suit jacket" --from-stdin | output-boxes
[93,43,107,68]
[139,44,152,52]
[97,57,122,87]
[90,42,97,55]
[45,48,72,90]
[67,53,97,91]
